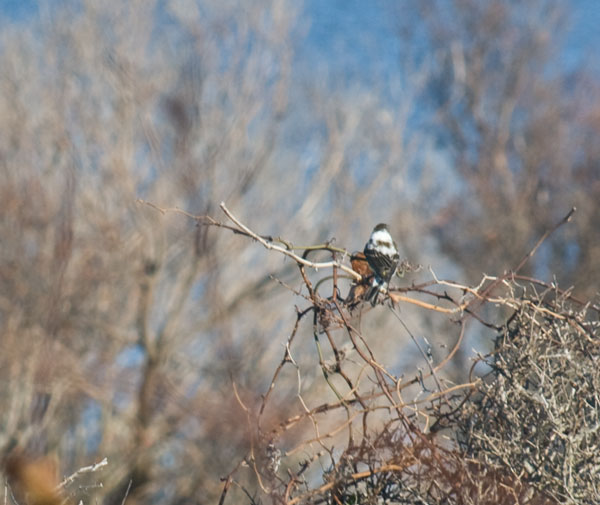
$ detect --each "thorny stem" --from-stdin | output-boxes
[141,199,584,505]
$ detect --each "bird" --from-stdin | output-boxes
[363,223,399,306]
[345,252,373,306]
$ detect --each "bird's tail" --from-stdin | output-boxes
[366,279,386,306]
[365,285,379,306]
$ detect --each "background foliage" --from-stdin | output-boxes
[0,0,598,503]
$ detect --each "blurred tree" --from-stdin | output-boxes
[0,0,303,502]
[0,0,425,502]
[393,0,600,298]
[0,0,597,503]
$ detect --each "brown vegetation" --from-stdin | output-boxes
[0,0,599,504]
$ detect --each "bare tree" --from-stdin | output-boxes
[209,205,597,505]
[391,0,600,299]
[0,0,302,502]
[1,1,597,503]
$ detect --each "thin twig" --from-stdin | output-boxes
[219,202,361,281]
[120,479,132,505]
[389,307,443,393]
[462,207,576,317]
[57,457,108,490]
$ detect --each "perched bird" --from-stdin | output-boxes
[350,251,373,279]
[363,223,399,305]
[345,252,373,306]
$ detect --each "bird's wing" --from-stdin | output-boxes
[364,246,399,281]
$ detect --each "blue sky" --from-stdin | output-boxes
[1,1,598,77]
[300,0,400,84]
[566,0,600,69]
[300,0,600,79]
[0,0,37,20]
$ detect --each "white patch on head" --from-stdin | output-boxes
[367,228,398,257]
[370,229,393,244]
[367,242,397,257]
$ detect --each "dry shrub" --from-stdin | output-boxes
[456,285,600,504]
[212,207,598,505]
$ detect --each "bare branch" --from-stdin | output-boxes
[57,458,108,490]
[220,202,362,281]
